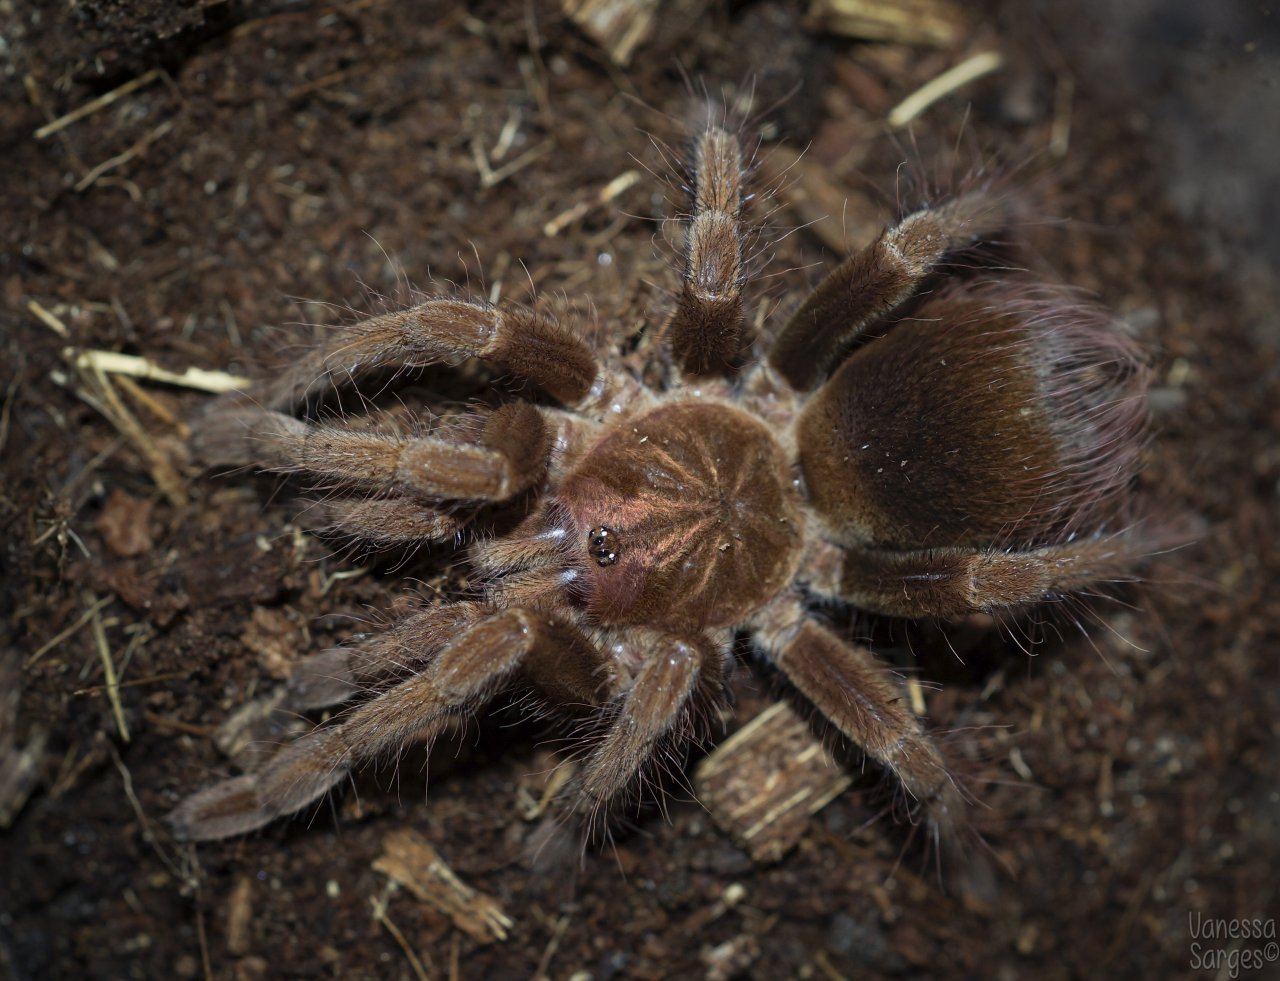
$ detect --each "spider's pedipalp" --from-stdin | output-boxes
[770,190,1017,390]
[261,298,598,411]
[670,125,746,376]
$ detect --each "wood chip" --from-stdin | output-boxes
[373,828,514,942]
[95,487,155,558]
[695,701,852,863]
[239,606,304,680]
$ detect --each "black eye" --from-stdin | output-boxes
[588,526,620,566]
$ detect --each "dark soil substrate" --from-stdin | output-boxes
[3,2,1276,979]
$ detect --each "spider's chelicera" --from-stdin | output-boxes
[171,117,1149,843]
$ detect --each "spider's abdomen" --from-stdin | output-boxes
[557,401,802,629]
[797,282,1148,550]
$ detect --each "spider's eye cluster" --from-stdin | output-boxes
[588,526,620,566]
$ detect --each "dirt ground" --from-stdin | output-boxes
[2,2,1277,979]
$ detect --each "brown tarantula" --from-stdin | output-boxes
[170,118,1149,844]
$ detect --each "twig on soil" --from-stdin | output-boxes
[532,912,571,981]
[370,884,434,981]
[109,743,184,879]
[287,64,373,103]
[563,0,660,66]
[543,169,641,237]
[113,374,192,439]
[75,671,187,697]
[887,50,1003,129]
[27,299,69,337]
[1050,72,1075,157]
[472,138,552,189]
[74,120,175,193]
[194,903,214,981]
[810,0,966,46]
[225,876,254,957]
[34,69,162,139]
[87,591,130,743]
[813,950,851,981]
[695,701,852,862]
[142,713,216,738]
[33,302,195,503]
[0,373,20,457]
[373,828,514,942]
[26,595,112,667]
[64,347,252,394]
[55,358,189,507]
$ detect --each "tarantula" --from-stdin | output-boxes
[170,118,1149,843]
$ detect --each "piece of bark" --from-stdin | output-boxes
[695,701,852,863]
[96,487,155,557]
[373,828,514,943]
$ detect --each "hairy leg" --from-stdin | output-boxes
[670,124,746,376]
[257,298,598,410]
[283,603,490,712]
[196,401,550,502]
[169,608,602,840]
[576,631,723,811]
[753,597,963,835]
[307,495,464,547]
[813,535,1145,618]
[770,191,1015,390]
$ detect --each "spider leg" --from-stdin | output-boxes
[307,495,464,547]
[169,607,602,840]
[821,536,1146,618]
[670,125,746,376]
[284,603,490,712]
[753,598,963,835]
[575,632,723,810]
[770,191,1013,390]
[259,298,598,410]
[197,400,551,503]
